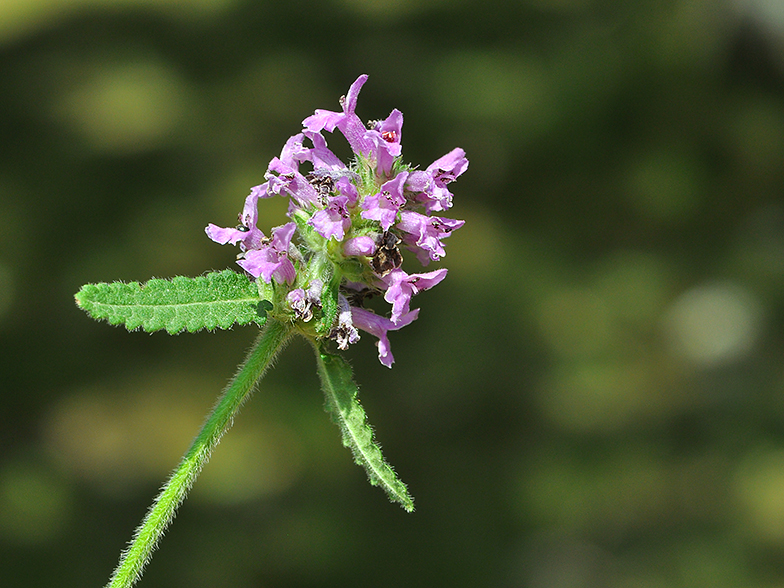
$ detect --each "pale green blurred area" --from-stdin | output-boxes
[2,0,784,586]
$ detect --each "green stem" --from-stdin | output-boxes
[106,319,293,588]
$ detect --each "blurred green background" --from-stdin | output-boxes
[2,0,784,586]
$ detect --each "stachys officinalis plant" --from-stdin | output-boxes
[75,74,467,588]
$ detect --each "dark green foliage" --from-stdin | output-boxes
[75,270,268,334]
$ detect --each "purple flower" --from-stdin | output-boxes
[298,131,346,171]
[367,109,403,175]
[287,280,323,322]
[265,158,320,209]
[343,235,376,257]
[372,110,403,154]
[351,306,419,368]
[287,288,308,319]
[205,184,268,251]
[303,75,375,158]
[361,172,409,231]
[426,148,469,211]
[302,75,407,174]
[278,133,311,169]
[382,268,449,324]
[396,210,465,264]
[334,176,359,207]
[406,148,468,213]
[309,194,351,240]
[238,222,297,284]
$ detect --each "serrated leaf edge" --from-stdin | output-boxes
[315,348,414,512]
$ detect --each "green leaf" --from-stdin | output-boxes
[75,269,270,334]
[315,345,414,512]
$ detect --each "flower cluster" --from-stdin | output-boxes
[206,75,466,367]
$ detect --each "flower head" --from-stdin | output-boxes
[206,75,466,366]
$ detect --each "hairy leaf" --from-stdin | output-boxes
[315,346,414,512]
[75,270,269,334]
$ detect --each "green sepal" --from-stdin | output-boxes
[317,272,341,337]
[75,269,270,334]
[314,344,414,512]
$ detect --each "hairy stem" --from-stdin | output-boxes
[106,319,292,588]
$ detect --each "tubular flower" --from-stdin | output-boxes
[237,222,297,285]
[382,268,448,324]
[206,75,467,366]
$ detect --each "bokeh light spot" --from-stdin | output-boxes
[43,371,302,503]
[664,282,762,366]
[194,422,303,505]
[55,60,188,153]
[44,372,218,496]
